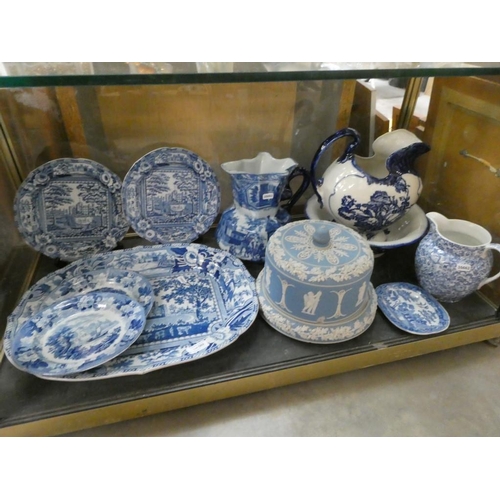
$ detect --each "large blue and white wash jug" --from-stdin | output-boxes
[306,127,430,236]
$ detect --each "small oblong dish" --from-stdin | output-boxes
[376,282,450,335]
[10,292,146,377]
[42,269,154,316]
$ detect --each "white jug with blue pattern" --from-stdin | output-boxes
[306,127,430,236]
[415,212,500,302]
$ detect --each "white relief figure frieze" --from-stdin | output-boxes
[302,291,322,315]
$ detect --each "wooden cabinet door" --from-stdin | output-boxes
[419,76,500,305]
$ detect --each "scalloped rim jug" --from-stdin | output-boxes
[415,212,500,302]
[216,152,309,262]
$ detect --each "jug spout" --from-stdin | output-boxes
[386,142,431,176]
[426,212,449,232]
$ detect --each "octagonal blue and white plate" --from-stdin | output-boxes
[41,269,154,316]
[4,244,258,380]
[9,291,146,377]
[14,158,129,261]
[376,282,450,335]
[122,147,221,243]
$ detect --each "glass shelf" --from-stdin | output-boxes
[2,62,500,87]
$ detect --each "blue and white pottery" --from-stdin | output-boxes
[42,269,155,316]
[256,220,377,343]
[122,147,221,244]
[14,158,129,261]
[4,244,258,380]
[376,282,450,335]
[415,212,500,303]
[216,152,309,262]
[306,128,430,236]
[306,200,428,250]
[9,291,146,377]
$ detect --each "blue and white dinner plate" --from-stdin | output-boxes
[122,147,221,243]
[9,292,146,377]
[41,269,154,316]
[14,158,129,261]
[376,282,450,335]
[4,244,258,380]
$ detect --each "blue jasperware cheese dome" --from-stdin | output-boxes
[256,220,377,343]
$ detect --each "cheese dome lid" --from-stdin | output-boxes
[266,220,374,284]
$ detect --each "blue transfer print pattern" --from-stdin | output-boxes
[376,282,450,335]
[337,188,411,235]
[42,269,154,316]
[14,158,129,261]
[4,244,258,380]
[216,207,290,262]
[10,292,146,377]
[122,148,220,243]
[415,223,495,303]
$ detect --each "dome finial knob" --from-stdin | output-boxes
[313,226,330,247]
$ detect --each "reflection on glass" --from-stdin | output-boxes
[0,61,486,78]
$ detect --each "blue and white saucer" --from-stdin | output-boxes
[306,199,428,250]
[122,148,221,243]
[9,291,146,377]
[42,269,154,316]
[14,158,129,261]
[376,282,450,335]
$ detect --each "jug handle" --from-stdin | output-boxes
[479,243,500,288]
[281,166,310,210]
[310,128,361,208]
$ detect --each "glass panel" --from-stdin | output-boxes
[0,80,350,213]
[1,73,499,309]
[1,62,500,87]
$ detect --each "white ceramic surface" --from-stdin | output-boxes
[308,127,429,235]
[306,200,428,249]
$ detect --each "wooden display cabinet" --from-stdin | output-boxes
[0,63,499,436]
